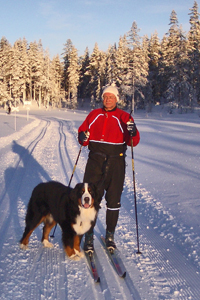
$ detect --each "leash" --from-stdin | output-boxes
[129,110,142,254]
[50,145,83,238]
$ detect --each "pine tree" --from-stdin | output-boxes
[63,38,73,101]
[0,37,11,106]
[20,38,29,103]
[104,45,116,86]
[162,10,187,108]
[68,46,79,108]
[114,35,129,107]
[188,1,200,105]
[167,10,180,91]
[11,39,29,104]
[28,40,44,106]
[158,35,169,105]
[79,47,90,99]
[175,26,190,110]
[49,54,63,108]
[148,32,161,105]
[127,22,149,112]
[2,2,200,112]
[140,35,150,111]
[85,43,106,104]
[42,50,51,108]
[63,39,79,108]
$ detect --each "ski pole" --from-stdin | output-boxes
[50,145,83,238]
[68,145,83,187]
[129,111,142,254]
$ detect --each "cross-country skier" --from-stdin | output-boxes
[78,83,140,252]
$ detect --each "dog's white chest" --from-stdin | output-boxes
[72,207,96,235]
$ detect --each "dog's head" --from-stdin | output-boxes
[71,182,101,210]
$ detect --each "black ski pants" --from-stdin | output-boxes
[83,151,125,233]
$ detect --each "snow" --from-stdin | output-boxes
[0,105,200,299]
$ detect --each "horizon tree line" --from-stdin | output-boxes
[0,1,200,113]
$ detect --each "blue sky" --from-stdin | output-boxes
[0,0,197,58]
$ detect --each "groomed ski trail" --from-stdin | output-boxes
[0,113,200,299]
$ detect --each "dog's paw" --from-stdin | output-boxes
[42,239,54,248]
[74,249,84,258]
[20,243,28,250]
[69,254,81,261]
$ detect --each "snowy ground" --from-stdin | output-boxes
[0,104,200,300]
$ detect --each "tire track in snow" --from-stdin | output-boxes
[56,119,79,185]
[52,119,104,300]
[43,118,123,299]
[20,119,70,300]
[0,120,50,252]
[0,120,55,299]
[22,117,102,300]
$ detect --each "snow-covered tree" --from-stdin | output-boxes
[85,43,106,104]
[42,50,51,108]
[10,39,29,104]
[161,10,188,108]
[188,1,200,105]
[127,22,149,112]
[27,40,44,106]
[114,35,130,105]
[63,39,79,108]
[49,54,63,108]
[79,47,90,99]
[0,37,11,106]
[148,32,161,105]
[2,2,200,111]
[104,45,116,86]
[158,35,169,104]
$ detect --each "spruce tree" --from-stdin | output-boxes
[127,22,149,112]
[50,54,63,108]
[162,10,182,108]
[188,1,200,105]
[79,47,90,100]
[148,32,161,105]
[114,35,129,107]
[104,45,116,86]
[63,39,79,108]
[86,43,106,104]
[0,37,11,106]
[28,41,44,106]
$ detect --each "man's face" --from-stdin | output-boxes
[103,93,117,111]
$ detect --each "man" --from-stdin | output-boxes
[78,83,140,253]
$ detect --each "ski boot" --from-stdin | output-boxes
[84,232,94,254]
[105,230,116,253]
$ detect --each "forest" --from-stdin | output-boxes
[0,1,200,112]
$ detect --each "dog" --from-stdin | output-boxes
[20,181,100,260]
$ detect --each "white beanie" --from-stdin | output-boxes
[102,83,119,101]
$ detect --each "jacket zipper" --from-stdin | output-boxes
[101,112,108,141]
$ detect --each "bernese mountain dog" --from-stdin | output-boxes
[20,181,101,260]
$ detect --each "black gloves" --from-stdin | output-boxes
[127,121,137,137]
[79,131,90,144]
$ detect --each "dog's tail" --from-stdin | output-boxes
[25,194,49,223]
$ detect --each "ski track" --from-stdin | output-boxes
[0,115,200,299]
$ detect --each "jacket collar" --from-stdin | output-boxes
[102,106,117,112]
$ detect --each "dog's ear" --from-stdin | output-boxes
[70,183,82,202]
[89,183,102,206]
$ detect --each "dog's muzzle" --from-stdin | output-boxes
[81,183,92,209]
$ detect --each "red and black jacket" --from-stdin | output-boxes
[78,107,140,156]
